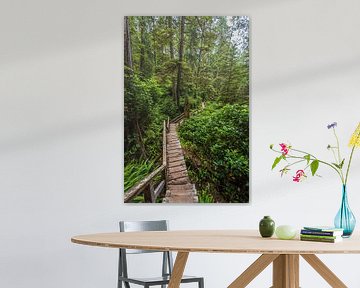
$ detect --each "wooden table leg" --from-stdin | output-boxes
[287,255,299,288]
[272,254,299,288]
[301,254,347,288]
[228,254,279,288]
[168,252,189,288]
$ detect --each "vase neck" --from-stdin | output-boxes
[342,184,348,203]
[342,184,347,192]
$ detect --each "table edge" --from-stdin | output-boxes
[71,236,360,255]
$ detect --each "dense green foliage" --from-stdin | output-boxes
[179,103,249,203]
[125,74,178,163]
[124,160,155,192]
[124,16,249,202]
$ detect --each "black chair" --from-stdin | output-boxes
[118,220,204,288]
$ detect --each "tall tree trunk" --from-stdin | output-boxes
[124,16,133,154]
[124,16,133,70]
[151,17,157,68]
[167,16,176,101]
[195,17,204,77]
[223,26,235,100]
[124,17,146,159]
[139,16,146,76]
[225,23,236,100]
[176,16,185,108]
[167,17,174,60]
[195,17,205,100]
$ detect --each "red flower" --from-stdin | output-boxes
[293,170,305,182]
[279,143,289,155]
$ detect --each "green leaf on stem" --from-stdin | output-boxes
[310,160,319,176]
[280,167,290,177]
[339,158,345,169]
[332,163,340,168]
[270,144,274,149]
[272,156,282,170]
[332,159,345,169]
[304,154,311,164]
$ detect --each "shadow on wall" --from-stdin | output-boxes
[256,56,360,92]
[0,113,122,154]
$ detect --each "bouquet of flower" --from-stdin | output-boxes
[270,122,360,185]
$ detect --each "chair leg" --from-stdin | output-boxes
[118,279,130,288]
[118,250,122,288]
[198,278,204,288]
[161,251,168,288]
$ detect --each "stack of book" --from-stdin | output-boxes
[300,226,344,243]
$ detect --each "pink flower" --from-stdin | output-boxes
[279,143,289,155]
[293,170,305,182]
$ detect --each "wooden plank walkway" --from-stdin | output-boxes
[163,123,198,203]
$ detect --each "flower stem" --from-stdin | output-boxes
[345,129,360,185]
[291,148,317,159]
[283,147,344,183]
[345,145,356,185]
[284,159,306,169]
[330,148,338,164]
[271,147,343,180]
[285,154,344,182]
[333,128,342,164]
[332,128,345,182]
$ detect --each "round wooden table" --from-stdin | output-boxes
[72,230,360,288]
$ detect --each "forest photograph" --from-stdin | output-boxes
[124,16,249,203]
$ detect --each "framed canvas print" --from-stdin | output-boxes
[124,16,249,203]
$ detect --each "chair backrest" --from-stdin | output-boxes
[120,220,168,232]
[119,220,169,254]
[118,220,173,284]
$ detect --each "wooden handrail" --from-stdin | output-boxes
[170,113,185,123]
[163,120,167,167]
[124,119,168,203]
[124,165,165,202]
[124,113,185,203]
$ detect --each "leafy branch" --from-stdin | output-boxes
[270,122,360,185]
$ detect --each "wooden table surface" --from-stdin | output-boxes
[71,229,360,254]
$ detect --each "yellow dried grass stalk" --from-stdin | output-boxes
[349,122,360,148]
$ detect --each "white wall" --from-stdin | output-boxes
[1,0,360,287]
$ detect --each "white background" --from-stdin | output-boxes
[1,0,360,287]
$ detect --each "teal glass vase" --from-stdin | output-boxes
[334,185,356,237]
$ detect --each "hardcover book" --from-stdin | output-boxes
[301,229,343,237]
[300,236,343,243]
[300,234,341,240]
[303,226,344,232]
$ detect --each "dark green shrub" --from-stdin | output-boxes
[179,103,249,203]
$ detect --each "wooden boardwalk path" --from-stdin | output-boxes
[163,122,198,203]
